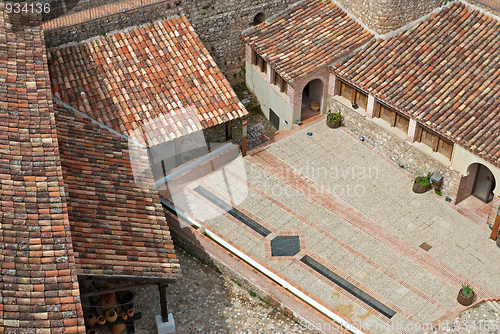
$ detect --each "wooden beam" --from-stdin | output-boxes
[159,284,169,323]
[80,282,158,298]
[490,214,500,240]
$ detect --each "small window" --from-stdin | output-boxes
[339,81,366,108]
[272,70,287,94]
[253,13,265,26]
[253,50,267,74]
[417,126,453,159]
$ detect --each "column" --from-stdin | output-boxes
[407,118,418,143]
[366,95,376,119]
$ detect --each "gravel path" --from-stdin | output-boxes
[120,247,322,334]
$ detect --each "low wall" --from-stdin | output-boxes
[157,142,240,199]
[327,97,460,198]
[164,209,349,334]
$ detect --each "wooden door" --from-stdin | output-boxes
[340,82,354,101]
[472,165,494,203]
[418,127,438,150]
[269,109,280,130]
[378,104,394,125]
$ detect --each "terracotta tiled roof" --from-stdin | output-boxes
[0,8,85,333]
[48,16,247,148]
[55,105,181,280]
[333,2,500,165]
[242,0,373,84]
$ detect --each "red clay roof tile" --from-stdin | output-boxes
[333,3,500,166]
[48,17,247,147]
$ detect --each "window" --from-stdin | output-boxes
[252,50,267,74]
[272,70,287,94]
[339,81,367,109]
[375,103,410,132]
[417,126,453,159]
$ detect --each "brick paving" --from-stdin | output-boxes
[169,120,500,334]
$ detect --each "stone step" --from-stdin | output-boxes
[486,300,500,314]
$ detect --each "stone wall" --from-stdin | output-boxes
[327,97,460,198]
[44,0,297,84]
[334,0,444,34]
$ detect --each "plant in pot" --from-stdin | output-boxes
[457,283,474,306]
[326,109,344,129]
[413,173,431,193]
[351,102,358,109]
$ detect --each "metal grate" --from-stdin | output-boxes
[194,186,272,237]
[270,236,301,257]
[301,255,396,319]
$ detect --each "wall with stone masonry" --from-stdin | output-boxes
[44,0,297,84]
[327,97,461,198]
[334,0,443,34]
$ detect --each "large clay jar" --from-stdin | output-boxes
[85,314,96,326]
[106,310,118,323]
[112,323,126,334]
[87,330,97,334]
[97,316,106,325]
[127,308,134,318]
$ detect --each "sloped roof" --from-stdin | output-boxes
[55,105,181,280]
[333,2,500,165]
[48,16,247,148]
[242,0,373,84]
[0,8,85,333]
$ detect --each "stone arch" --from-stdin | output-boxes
[300,79,324,122]
[253,12,266,26]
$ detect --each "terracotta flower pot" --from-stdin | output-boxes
[412,181,430,193]
[87,330,97,334]
[97,316,106,325]
[106,310,117,323]
[121,312,128,321]
[112,323,127,334]
[326,119,340,129]
[457,288,474,306]
[127,308,134,318]
[85,313,96,326]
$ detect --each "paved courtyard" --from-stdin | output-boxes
[170,119,500,334]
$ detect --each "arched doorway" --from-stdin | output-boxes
[301,79,323,121]
[253,13,265,26]
[470,163,496,203]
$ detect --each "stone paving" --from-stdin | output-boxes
[95,247,322,333]
[171,119,500,334]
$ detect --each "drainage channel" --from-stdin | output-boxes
[160,198,367,334]
[193,186,272,237]
[301,255,396,319]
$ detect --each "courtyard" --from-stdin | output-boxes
[168,118,500,334]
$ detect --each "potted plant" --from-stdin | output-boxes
[351,102,358,109]
[326,109,344,129]
[413,173,431,193]
[457,283,474,306]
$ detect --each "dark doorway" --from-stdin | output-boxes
[472,164,495,203]
[253,13,265,26]
[270,109,280,130]
[301,79,323,121]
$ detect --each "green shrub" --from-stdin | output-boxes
[434,189,442,196]
[249,290,256,297]
[326,109,344,126]
[461,283,474,298]
[415,173,431,186]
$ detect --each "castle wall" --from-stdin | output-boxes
[43,0,297,84]
[335,0,443,34]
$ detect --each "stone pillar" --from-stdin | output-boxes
[267,63,273,83]
[407,118,418,143]
[366,95,376,119]
[245,44,253,64]
[328,73,339,97]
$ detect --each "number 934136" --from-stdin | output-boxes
[6,2,50,14]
